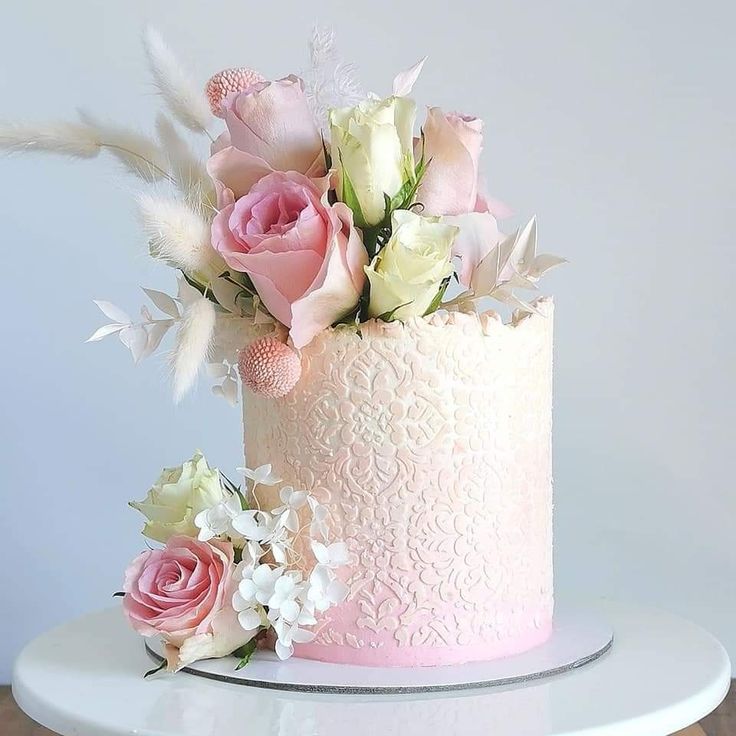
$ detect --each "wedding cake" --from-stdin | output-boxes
[4,26,563,672]
[243,305,554,666]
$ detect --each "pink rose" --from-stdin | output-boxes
[416,107,484,216]
[208,75,325,201]
[122,536,256,671]
[212,171,368,348]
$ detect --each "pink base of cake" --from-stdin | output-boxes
[294,619,554,667]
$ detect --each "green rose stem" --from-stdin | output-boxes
[357,226,382,322]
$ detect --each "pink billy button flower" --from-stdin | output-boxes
[238,337,301,399]
[205,68,266,117]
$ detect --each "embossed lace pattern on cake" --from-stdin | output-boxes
[243,300,554,666]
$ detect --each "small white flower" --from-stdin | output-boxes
[240,540,265,569]
[232,565,271,632]
[231,509,276,542]
[194,493,242,541]
[232,509,294,563]
[308,500,330,541]
[268,523,292,565]
[231,590,264,631]
[267,571,304,622]
[272,486,308,533]
[238,563,284,606]
[237,464,282,487]
[272,616,317,660]
[307,565,350,613]
[312,541,350,568]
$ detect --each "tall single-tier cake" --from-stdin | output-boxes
[9,25,566,674]
[243,302,554,666]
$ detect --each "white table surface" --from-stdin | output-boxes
[12,600,731,736]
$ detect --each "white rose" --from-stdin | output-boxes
[365,209,458,320]
[329,96,416,228]
[130,451,228,543]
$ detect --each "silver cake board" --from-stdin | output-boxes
[146,607,612,695]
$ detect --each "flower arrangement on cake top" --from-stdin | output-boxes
[0,26,563,405]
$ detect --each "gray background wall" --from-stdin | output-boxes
[0,0,734,682]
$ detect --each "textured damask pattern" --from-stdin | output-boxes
[242,300,554,666]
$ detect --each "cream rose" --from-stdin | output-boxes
[130,451,228,543]
[364,210,458,320]
[329,96,416,228]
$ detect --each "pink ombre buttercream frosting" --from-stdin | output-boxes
[242,299,554,666]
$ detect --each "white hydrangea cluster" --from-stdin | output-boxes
[193,463,349,660]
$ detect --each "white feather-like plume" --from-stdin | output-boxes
[143,26,212,136]
[0,122,101,157]
[137,193,223,279]
[155,114,215,206]
[304,26,364,130]
[172,292,217,402]
[77,110,171,182]
[0,116,173,184]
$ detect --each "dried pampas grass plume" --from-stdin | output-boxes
[143,26,212,136]
[0,117,172,184]
[205,68,266,117]
[172,296,217,402]
[155,114,215,206]
[77,110,171,183]
[0,122,101,158]
[137,194,224,280]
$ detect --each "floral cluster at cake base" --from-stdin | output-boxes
[123,451,348,672]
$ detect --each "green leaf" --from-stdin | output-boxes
[337,151,367,226]
[423,277,451,317]
[361,226,381,259]
[377,301,412,322]
[320,133,332,170]
[143,660,167,679]
[389,154,431,214]
[234,638,258,671]
[182,271,220,306]
[383,192,393,223]
[220,473,247,509]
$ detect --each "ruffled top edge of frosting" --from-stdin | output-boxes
[331,296,554,340]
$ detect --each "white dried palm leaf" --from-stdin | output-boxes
[304,26,363,130]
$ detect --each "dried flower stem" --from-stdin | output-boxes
[102,143,175,183]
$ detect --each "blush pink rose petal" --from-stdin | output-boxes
[208,75,325,205]
[417,107,484,216]
[122,536,256,671]
[211,171,368,348]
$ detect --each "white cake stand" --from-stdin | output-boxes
[144,606,613,694]
[12,600,731,736]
